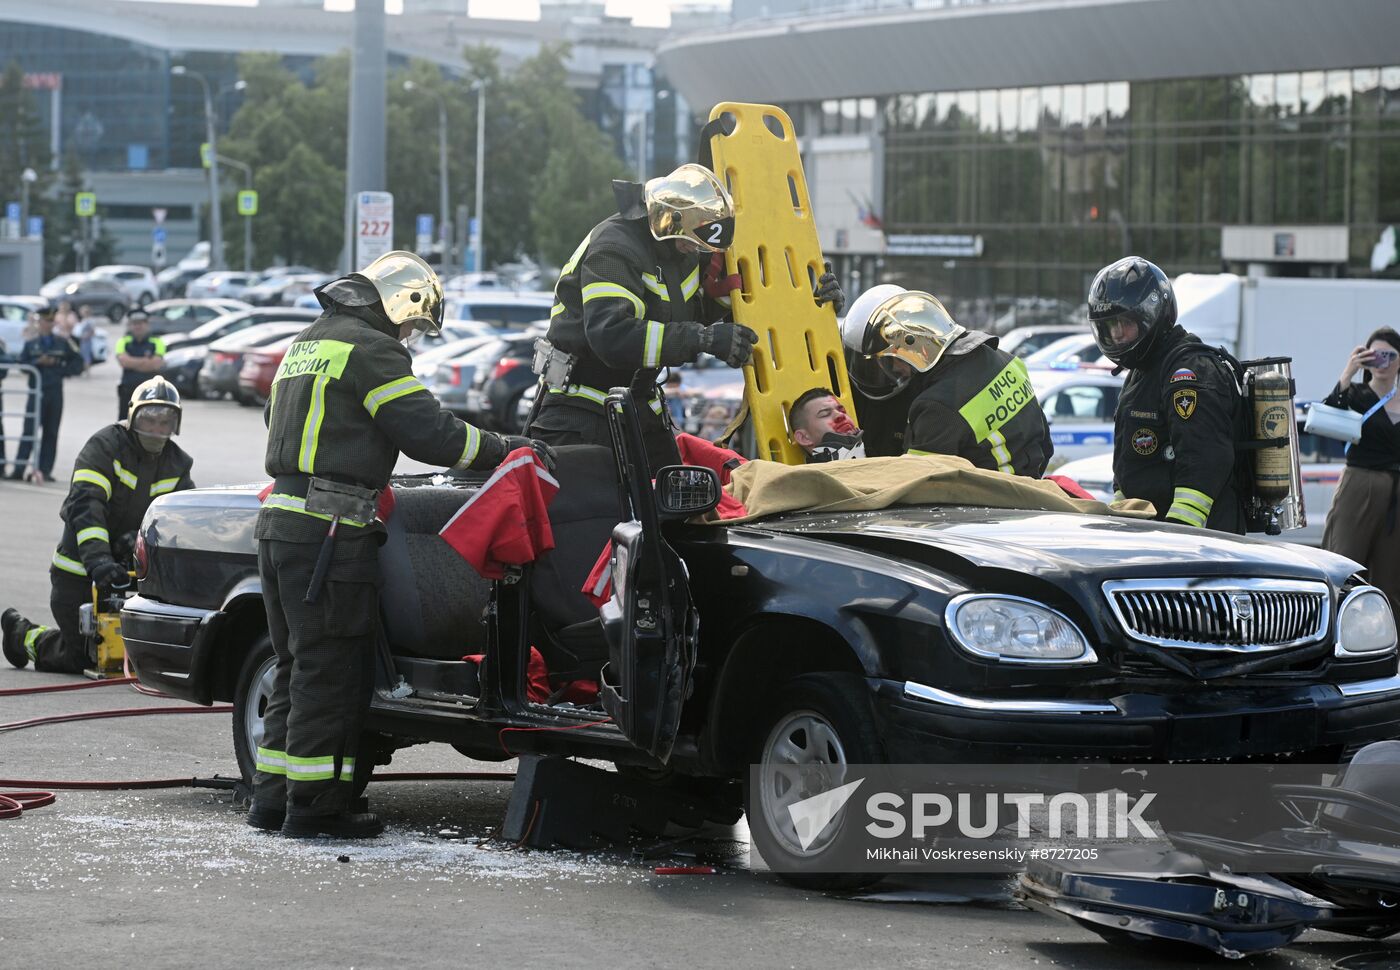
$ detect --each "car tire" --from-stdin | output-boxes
[746,673,886,892]
[231,633,383,800]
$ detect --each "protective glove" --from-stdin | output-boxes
[91,559,130,589]
[814,260,845,315]
[698,322,759,368]
[502,436,558,472]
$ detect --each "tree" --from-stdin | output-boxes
[532,116,632,266]
[0,61,54,215]
[41,152,114,277]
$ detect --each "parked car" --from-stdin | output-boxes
[1055,406,1346,548]
[1023,332,1113,370]
[186,271,258,301]
[240,273,330,307]
[156,265,205,300]
[176,241,211,272]
[999,325,1090,358]
[90,264,159,306]
[123,388,1400,888]
[481,336,545,431]
[1025,366,1123,470]
[39,276,130,320]
[198,322,309,402]
[142,299,252,338]
[0,296,45,354]
[431,334,534,425]
[442,290,553,336]
[236,333,298,407]
[159,308,319,398]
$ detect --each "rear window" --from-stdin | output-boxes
[449,301,551,327]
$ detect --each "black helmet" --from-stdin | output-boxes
[127,375,182,454]
[1087,257,1176,368]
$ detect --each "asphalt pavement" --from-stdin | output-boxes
[0,338,1395,969]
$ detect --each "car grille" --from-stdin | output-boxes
[1102,579,1330,652]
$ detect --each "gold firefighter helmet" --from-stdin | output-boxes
[357,250,445,335]
[841,286,967,400]
[644,163,735,252]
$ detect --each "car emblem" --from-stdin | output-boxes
[1230,593,1254,622]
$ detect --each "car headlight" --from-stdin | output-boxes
[945,594,1097,665]
[1336,586,1398,657]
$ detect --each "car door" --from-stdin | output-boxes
[1041,381,1119,466]
[597,391,701,763]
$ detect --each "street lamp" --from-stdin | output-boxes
[171,65,224,272]
[403,80,450,266]
[472,78,487,274]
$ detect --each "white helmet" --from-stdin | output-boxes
[841,285,966,400]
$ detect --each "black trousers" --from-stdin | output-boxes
[14,386,63,478]
[22,568,94,674]
[528,398,680,476]
[255,535,381,818]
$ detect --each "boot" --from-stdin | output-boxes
[281,811,384,840]
[245,801,286,832]
[3,608,31,669]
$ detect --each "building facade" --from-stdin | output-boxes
[660,0,1400,329]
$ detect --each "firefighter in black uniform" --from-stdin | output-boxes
[3,376,194,674]
[251,251,550,840]
[842,285,1054,477]
[1088,256,1244,533]
[528,164,764,472]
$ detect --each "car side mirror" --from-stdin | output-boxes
[654,465,722,520]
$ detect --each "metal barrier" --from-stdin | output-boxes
[0,363,43,477]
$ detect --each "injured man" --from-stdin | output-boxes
[788,387,865,463]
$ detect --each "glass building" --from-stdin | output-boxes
[659,0,1400,329]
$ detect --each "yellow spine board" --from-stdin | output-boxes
[706,103,856,465]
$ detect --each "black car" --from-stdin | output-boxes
[142,299,251,338]
[121,390,1400,883]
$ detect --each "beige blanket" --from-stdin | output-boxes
[706,454,1156,525]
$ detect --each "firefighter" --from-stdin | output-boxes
[526,163,844,472]
[3,376,194,674]
[252,251,551,840]
[842,285,1053,476]
[1089,256,1244,533]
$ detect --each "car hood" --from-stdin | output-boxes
[751,506,1356,585]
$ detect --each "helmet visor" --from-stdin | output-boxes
[132,403,179,439]
[646,165,735,252]
[870,292,964,374]
[1091,311,1151,362]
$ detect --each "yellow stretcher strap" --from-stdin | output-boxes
[706,102,857,465]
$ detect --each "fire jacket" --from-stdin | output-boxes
[53,424,194,578]
[902,333,1054,478]
[258,309,505,543]
[541,181,726,412]
[1112,325,1244,533]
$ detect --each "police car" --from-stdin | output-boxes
[1025,364,1122,469]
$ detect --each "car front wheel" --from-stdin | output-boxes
[746,673,885,891]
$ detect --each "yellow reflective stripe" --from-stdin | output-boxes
[24,626,46,660]
[457,424,481,468]
[52,551,87,576]
[581,282,644,318]
[548,384,608,405]
[112,459,137,490]
[274,338,354,384]
[151,336,167,355]
[560,231,592,277]
[256,747,287,775]
[1174,486,1215,517]
[76,526,109,545]
[680,267,699,301]
[986,430,1015,474]
[1113,489,1126,502]
[150,477,180,497]
[363,375,427,417]
[550,303,565,317]
[285,754,338,781]
[298,375,330,473]
[73,469,112,499]
[640,272,668,300]
[1166,503,1208,528]
[643,321,665,368]
[957,357,1036,444]
[263,493,368,528]
[906,449,934,456]
[338,758,357,782]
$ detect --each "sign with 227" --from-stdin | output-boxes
[355,191,394,267]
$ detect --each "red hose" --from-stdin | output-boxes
[0,676,138,697]
[0,705,234,734]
